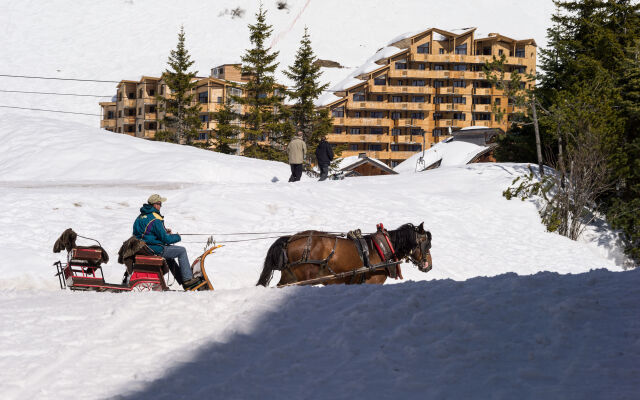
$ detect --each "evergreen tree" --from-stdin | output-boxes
[536,0,640,264]
[234,5,292,161]
[156,26,202,144]
[284,27,333,159]
[210,98,240,154]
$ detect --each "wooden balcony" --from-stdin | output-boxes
[388,151,421,160]
[384,102,428,111]
[391,135,425,144]
[435,103,471,112]
[100,120,115,129]
[469,120,491,127]
[388,69,430,79]
[343,118,391,127]
[473,88,492,96]
[341,150,391,160]
[434,119,466,128]
[346,100,387,110]
[393,119,429,128]
[411,53,529,66]
[472,104,492,112]
[122,117,136,124]
[369,83,435,95]
[120,99,136,108]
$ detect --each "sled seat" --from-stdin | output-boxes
[71,247,105,263]
[134,255,164,267]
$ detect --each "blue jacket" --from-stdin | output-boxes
[132,204,181,255]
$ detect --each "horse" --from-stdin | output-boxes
[257,222,432,287]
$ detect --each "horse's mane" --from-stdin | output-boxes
[383,224,417,258]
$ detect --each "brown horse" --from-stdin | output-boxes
[257,223,432,287]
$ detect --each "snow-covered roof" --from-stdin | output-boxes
[393,140,488,173]
[387,30,424,46]
[329,46,404,92]
[316,91,344,107]
[337,155,390,171]
[459,125,493,131]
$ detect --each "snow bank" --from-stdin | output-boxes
[2,269,638,399]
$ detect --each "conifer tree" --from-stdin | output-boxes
[156,26,202,144]
[284,27,333,158]
[234,5,292,161]
[210,98,240,154]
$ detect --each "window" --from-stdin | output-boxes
[494,98,501,105]
[138,107,141,115]
[455,43,467,55]
[374,76,386,85]
[368,144,382,151]
[371,127,383,135]
[397,80,406,86]
[391,96,403,103]
[199,92,208,103]
[515,48,525,57]
[453,112,466,121]
[117,127,122,133]
[453,80,465,88]
[334,126,342,134]
[434,64,445,71]
[149,89,155,96]
[416,63,426,70]
[200,115,209,122]
[433,80,444,88]
[107,111,114,119]
[498,49,504,56]
[118,110,122,118]
[434,96,444,104]
[198,132,208,140]
[417,43,430,54]
[353,93,365,101]
[370,111,383,118]
[391,128,401,135]
[439,48,445,54]
[453,96,466,104]
[433,128,443,137]
[139,89,143,98]
[376,95,384,102]
[349,144,359,151]
[433,112,442,120]
[391,161,400,168]
[354,111,362,118]
[349,128,361,135]
[413,96,425,103]
[128,92,135,99]
[137,124,141,132]
[217,96,223,103]
[453,64,467,71]
[409,144,422,151]
[391,112,401,120]
[473,97,491,105]
[410,112,424,119]
[473,113,491,121]
[332,107,344,117]
[412,80,426,87]
[258,92,267,99]
[160,85,165,95]
[395,61,407,70]
[391,144,400,151]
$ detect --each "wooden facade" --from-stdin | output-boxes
[324,28,537,167]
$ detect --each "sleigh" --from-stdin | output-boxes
[53,229,219,292]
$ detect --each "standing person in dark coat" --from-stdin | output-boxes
[315,137,334,181]
[287,131,307,182]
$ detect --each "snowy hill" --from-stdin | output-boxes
[0,0,555,127]
[1,2,638,397]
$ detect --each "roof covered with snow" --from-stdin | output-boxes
[393,139,489,173]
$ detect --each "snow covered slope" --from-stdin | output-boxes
[0,0,555,127]
[0,115,636,398]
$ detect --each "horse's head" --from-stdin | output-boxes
[406,222,432,272]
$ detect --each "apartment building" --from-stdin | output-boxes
[323,28,536,167]
[100,64,248,150]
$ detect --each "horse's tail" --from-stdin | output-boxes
[257,236,290,287]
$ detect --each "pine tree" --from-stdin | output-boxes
[234,5,292,161]
[156,26,202,144]
[210,98,240,154]
[284,27,333,158]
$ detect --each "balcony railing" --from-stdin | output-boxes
[343,118,391,127]
[388,151,421,159]
[388,69,431,79]
[412,53,530,66]
[369,83,435,95]
[473,88,492,96]
[472,104,492,112]
[120,99,136,108]
[100,120,116,128]
[469,120,491,127]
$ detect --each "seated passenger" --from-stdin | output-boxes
[133,194,201,289]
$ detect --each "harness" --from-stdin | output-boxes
[281,224,406,285]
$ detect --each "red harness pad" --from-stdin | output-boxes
[134,255,164,267]
[71,247,103,262]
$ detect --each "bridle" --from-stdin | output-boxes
[406,228,432,272]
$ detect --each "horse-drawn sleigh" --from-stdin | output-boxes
[52,222,432,292]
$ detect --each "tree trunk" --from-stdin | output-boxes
[531,96,544,176]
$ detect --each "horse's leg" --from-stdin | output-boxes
[364,272,387,284]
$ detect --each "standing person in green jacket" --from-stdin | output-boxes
[287,131,307,182]
[132,194,201,289]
